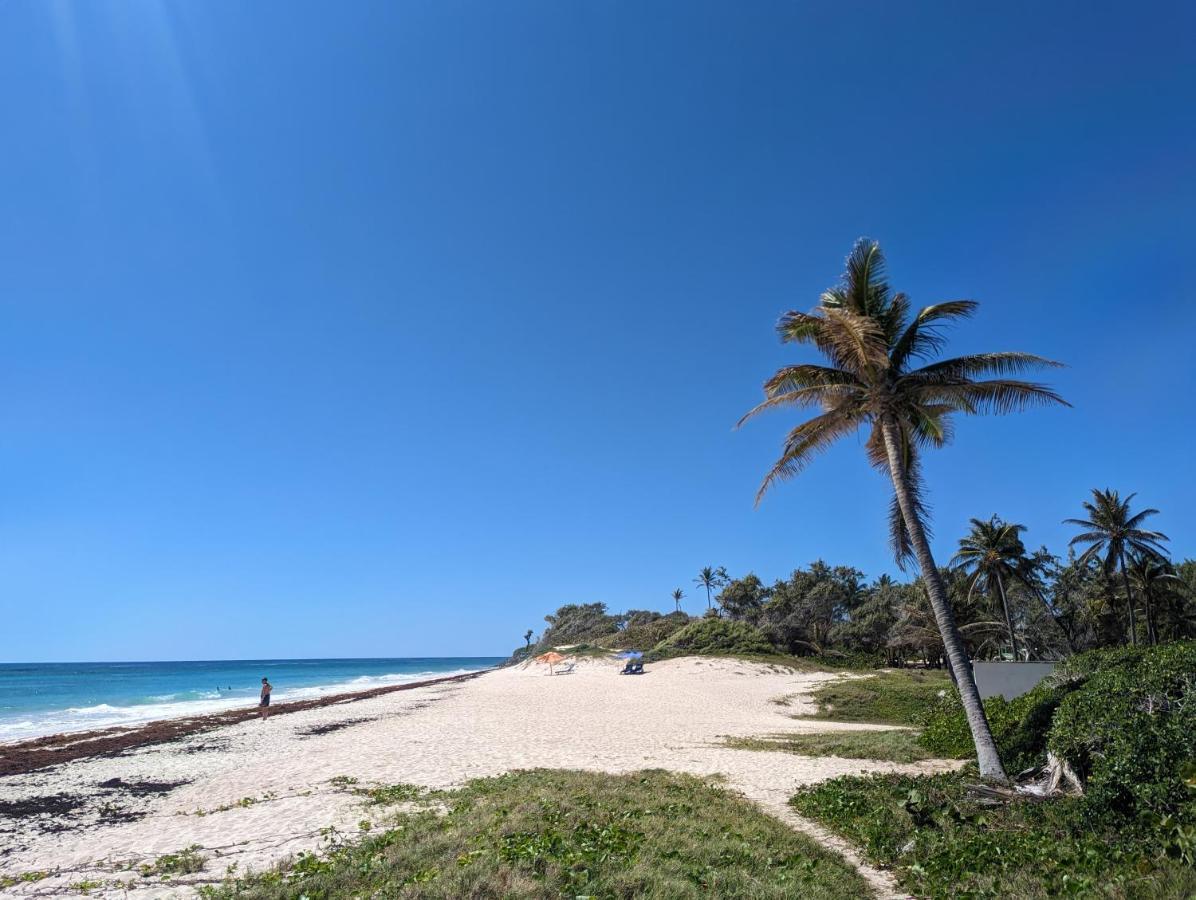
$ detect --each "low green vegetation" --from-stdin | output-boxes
[794,643,1196,898]
[355,783,425,806]
[200,769,869,899]
[802,669,950,726]
[792,773,1196,899]
[0,871,50,890]
[596,611,691,652]
[649,617,776,659]
[726,729,934,764]
[140,845,206,877]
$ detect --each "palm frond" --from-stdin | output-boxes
[1123,508,1161,531]
[887,452,931,569]
[821,307,889,372]
[918,379,1069,414]
[890,300,979,366]
[754,409,861,505]
[843,239,887,317]
[776,309,828,345]
[739,365,864,427]
[904,352,1064,382]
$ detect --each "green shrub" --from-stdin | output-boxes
[918,642,1196,813]
[600,612,691,652]
[140,845,206,876]
[917,685,1064,771]
[649,618,775,658]
[792,772,1196,899]
[537,603,622,648]
[507,646,533,664]
[1047,641,1196,823]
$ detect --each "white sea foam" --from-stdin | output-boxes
[0,668,484,743]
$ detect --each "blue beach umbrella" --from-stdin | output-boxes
[617,651,643,659]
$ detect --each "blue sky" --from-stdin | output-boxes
[1,2,1193,661]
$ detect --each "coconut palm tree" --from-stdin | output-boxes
[951,516,1030,660]
[739,239,1067,782]
[1127,552,1181,646]
[1065,489,1169,647]
[694,566,728,612]
[671,588,685,612]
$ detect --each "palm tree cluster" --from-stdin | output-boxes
[1066,489,1171,646]
[711,505,1191,664]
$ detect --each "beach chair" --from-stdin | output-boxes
[554,661,576,675]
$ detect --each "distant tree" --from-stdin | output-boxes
[694,566,729,612]
[1175,560,1196,638]
[1127,554,1184,645]
[750,562,864,656]
[951,516,1031,660]
[1066,489,1169,646]
[739,239,1067,782]
[623,609,664,629]
[671,588,685,612]
[523,629,534,649]
[540,603,621,647]
[716,574,770,620]
[1017,547,1077,655]
[830,574,900,658]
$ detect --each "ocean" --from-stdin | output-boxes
[0,657,502,742]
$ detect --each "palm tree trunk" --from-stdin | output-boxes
[1119,551,1137,647]
[705,585,711,610]
[880,420,1008,782]
[1141,584,1157,646]
[994,571,1020,661]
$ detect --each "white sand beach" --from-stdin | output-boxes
[1,658,959,898]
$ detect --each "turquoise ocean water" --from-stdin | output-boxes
[0,657,501,742]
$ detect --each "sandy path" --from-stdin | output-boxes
[1,658,952,898]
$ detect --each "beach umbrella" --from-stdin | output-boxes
[535,651,566,674]
[617,651,643,659]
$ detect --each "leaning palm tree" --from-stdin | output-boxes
[951,516,1030,661]
[671,588,685,613]
[694,566,728,612]
[1065,489,1169,647]
[739,239,1067,782]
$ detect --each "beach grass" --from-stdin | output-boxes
[201,769,869,899]
[725,729,936,764]
[798,669,950,726]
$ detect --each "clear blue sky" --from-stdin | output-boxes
[1,2,1193,662]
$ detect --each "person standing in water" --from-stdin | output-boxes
[258,677,272,720]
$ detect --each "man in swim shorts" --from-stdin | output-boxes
[259,677,272,720]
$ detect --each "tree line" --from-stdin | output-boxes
[708,491,1191,665]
